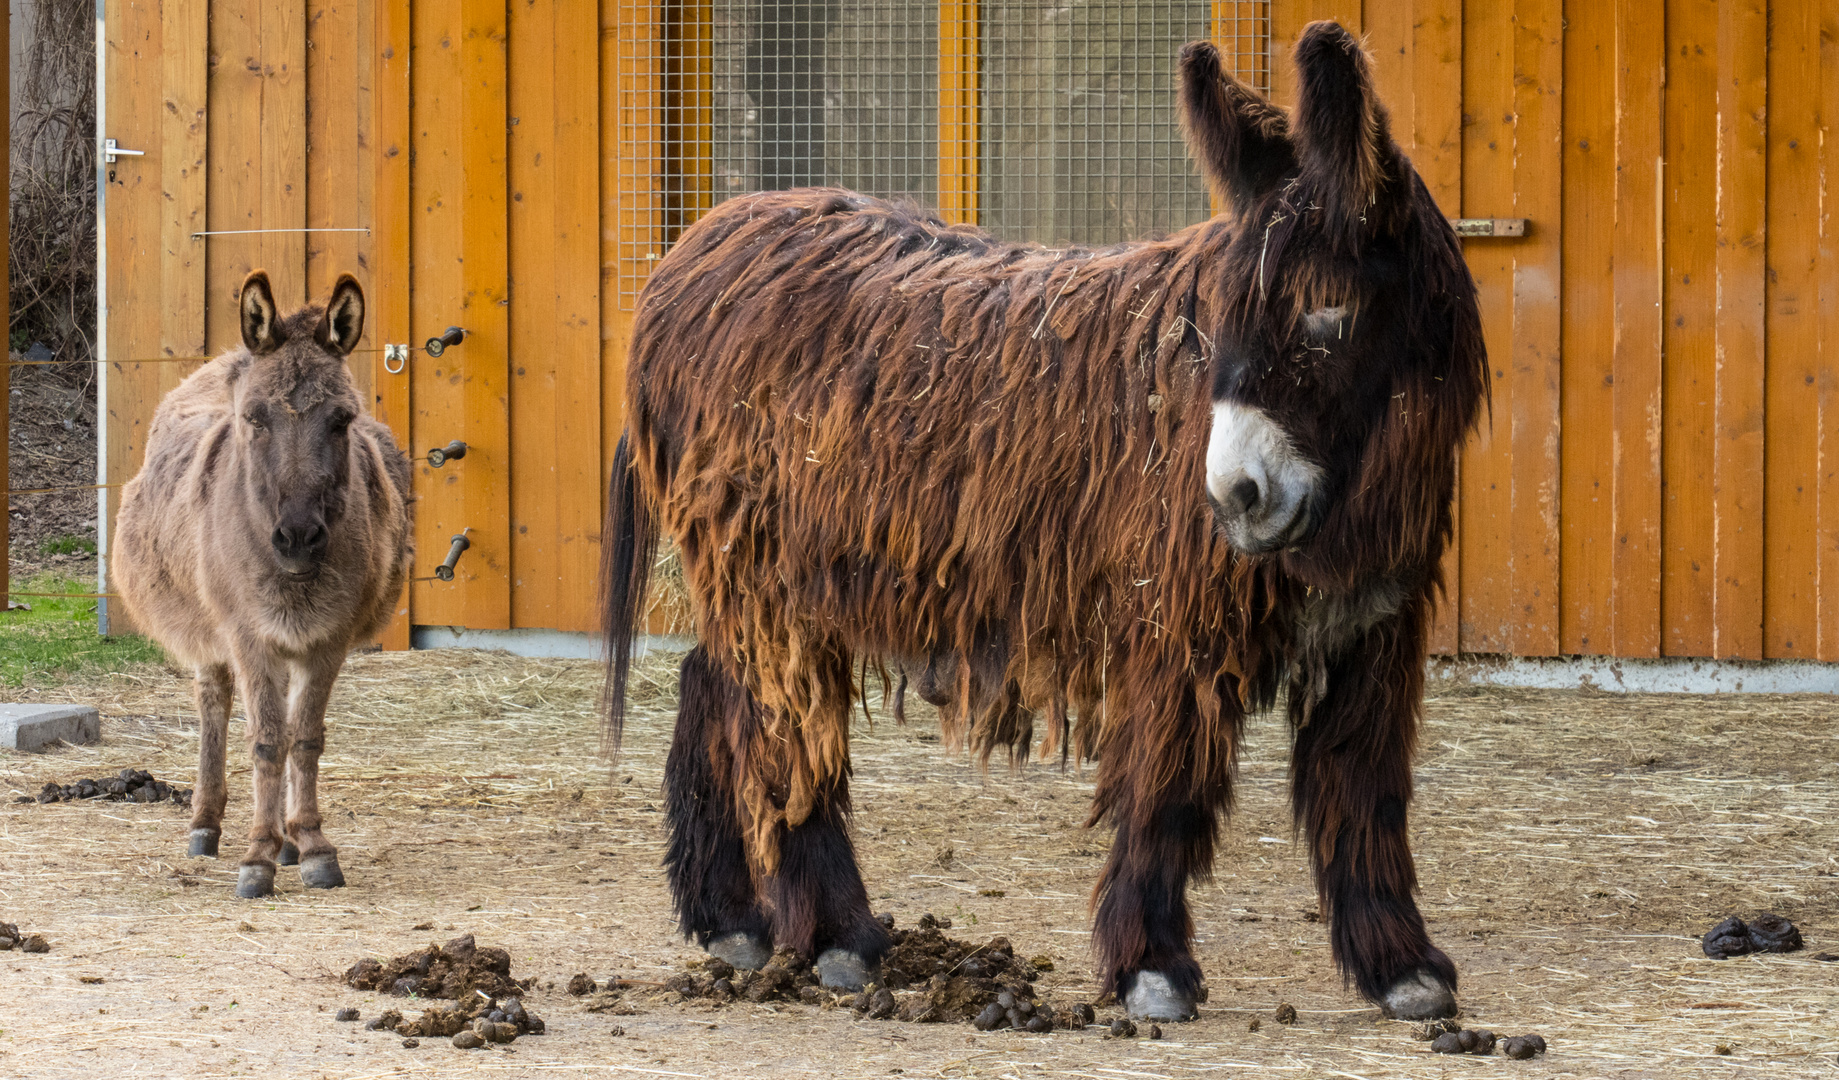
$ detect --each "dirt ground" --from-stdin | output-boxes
[1,648,1835,1079]
[6,357,100,581]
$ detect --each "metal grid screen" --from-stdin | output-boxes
[612,2,1271,309]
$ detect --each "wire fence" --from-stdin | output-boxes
[610,0,1270,310]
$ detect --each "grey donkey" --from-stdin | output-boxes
[113,270,413,898]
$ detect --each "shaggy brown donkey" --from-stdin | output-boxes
[114,272,412,899]
[604,22,1487,1021]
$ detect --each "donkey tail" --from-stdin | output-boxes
[601,431,658,755]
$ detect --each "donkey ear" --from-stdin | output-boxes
[315,274,366,356]
[240,270,285,355]
[1178,41,1293,213]
[1290,21,1393,233]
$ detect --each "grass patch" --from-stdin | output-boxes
[37,534,98,557]
[1,573,166,686]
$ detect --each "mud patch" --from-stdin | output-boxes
[22,769,192,808]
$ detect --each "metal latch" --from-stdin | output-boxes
[1450,218,1528,238]
[104,139,145,164]
[383,343,410,374]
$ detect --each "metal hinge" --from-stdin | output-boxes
[1451,218,1528,238]
[103,138,144,164]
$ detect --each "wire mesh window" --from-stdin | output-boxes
[611,1,1270,308]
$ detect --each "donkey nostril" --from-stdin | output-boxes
[272,528,292,553]
[1231,476,1262,514]
[304,524,328,551]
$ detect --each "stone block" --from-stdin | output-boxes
[0,704,101,752]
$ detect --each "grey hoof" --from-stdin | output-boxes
[1379,968,1457,1020]
[277,841,300,866]
[705,932,771,971]
[188,829,220,858]
[1124,971,1198,1021]
[815,949,872,991]
[299,851,346,889]
[236,863,276,899]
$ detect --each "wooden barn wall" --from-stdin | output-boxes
[103,0,1837,659]
[1275,0,1838,662]
[104,0,604,642]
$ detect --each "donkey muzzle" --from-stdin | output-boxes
[1204,398,1324,554]
[271,514,330,575]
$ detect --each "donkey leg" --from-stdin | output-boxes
[665,648,772,969]
[1290,609,1457,1019]
[1090,677,1238,1021]
[231,652,291,898]
[276,759,300,866]
[284,653,349,889]
[188,664,234,858]
[767,773,891,990]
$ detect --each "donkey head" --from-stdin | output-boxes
[229,270,368,579]
[1182,24,1486,583]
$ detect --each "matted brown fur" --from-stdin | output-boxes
[113,271,412,895]
[607,23,1488,1009]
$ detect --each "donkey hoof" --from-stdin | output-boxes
[1379,968,1457,1020]
[236,863,276,899]
[299,852,347,889]
[1124,972,1198,1022]
[815,949,872,991]
[277,841,300,866]
[187,829,221,858]
[705,932,772,971]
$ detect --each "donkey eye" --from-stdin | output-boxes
[243,412,266,430]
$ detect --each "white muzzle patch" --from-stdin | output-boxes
[1205,399,1323,553]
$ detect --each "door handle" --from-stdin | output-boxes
[104,139,145,164]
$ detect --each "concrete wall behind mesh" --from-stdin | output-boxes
[982,0,1212,245]
[708,0,1215,246]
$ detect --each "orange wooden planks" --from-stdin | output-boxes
[306,0,373,401]
[1761,0,1821,657]
[1712,0,1766,659]
[1269,1,1361,108]
[1558,0,1615,653]
[1366,0,1465,654]
[409,0,513,630]
[456,0,512,631]
[1456,0,1513,653]
[551,0,604,633]
[938,0,980,225]
[1660,0,1718,657]
[411,0,470,627]
[510,0,603,632]
[1509,0,1562,655]
[1610,0,1663,656]
[1819,0,1839,660]
[510,0,564,629]
[371,0,413,649]
[101,0,165,631]
[1414,0,1465,654]
[207,1,308,351]
[159,0,207,409]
